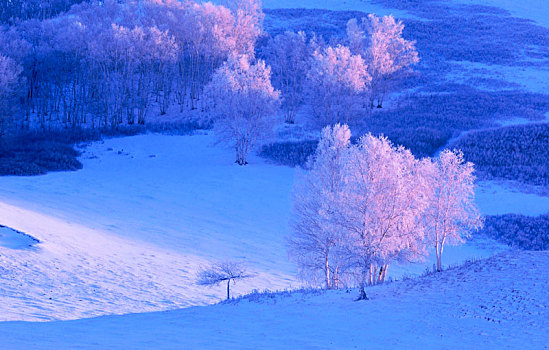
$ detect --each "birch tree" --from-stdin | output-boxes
[288,124,352,289]
[204,54,280,165]
[347,14,419,108]
[424,149,483,272]
[0,54,22,133]
[263,31,311,124]
[340,134,431,299]
[306,45,370,127]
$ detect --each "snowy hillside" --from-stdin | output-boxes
[0,250,547,349]
[0,133,523,321]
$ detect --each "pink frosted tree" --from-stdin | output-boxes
[306,45,370,127]
[263,31,312,124]
[288,124,352,289]
[340,134,431,299]
[424,149,484,272]
[204,54,280,165]
[288,127,435,294]
[347,14,419,108]
[227,0,264,56]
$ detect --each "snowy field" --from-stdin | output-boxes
[0,0,548,348]
[0,132,524,321]
[0,250,547,349]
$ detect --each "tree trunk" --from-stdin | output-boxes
[227,279,231,300]
[325,253,330,289]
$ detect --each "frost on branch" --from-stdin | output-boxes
[197,260,254,300]
[288,124,352,289]
[424,149,484,272]
[347,14,419,108]
[204,54,280,165]
[306,45,370,128]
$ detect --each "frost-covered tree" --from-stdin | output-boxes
[204,54,280,165]
[1,0,264,129]
[340,134,431,299]
[0,54,23,133]
[424,149,483,272]
[347,14,419,108]
[288,127,435,296]
[197,260,254,300]
[228,0,264,56]
[263,31,312,124]
[288,124,352,289]
[306,45,370,127]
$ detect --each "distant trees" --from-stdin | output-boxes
[0,0,84,24]
[305,45,370,127]
[204,55,280,165]
[0,0,421,143]
[263,31,312,124]
[347,14,419,108]
[197,260,254,300]
[288,125,482,297]
[0,54,23,133]
[0,0,266,129]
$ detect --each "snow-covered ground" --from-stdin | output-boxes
[0,250,546,349]
[0,133,297,321]
[262,0,413,18]
[0,133,524,321]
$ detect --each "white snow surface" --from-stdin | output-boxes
[261,0,413,18]
[0,133,531,322]
[0,250,547,349]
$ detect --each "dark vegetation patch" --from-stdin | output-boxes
[0,130,93,176]
[259,140,319,167]
[453,123,549,186]
[479,214,549,251]
[263,9,365,40]
[261,91,549,167]
[0,225,40,249]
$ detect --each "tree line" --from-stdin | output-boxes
[0,0,419,165]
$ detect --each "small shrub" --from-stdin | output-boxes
[259,140,319,167]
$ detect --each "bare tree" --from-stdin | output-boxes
[196,260,254,300]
